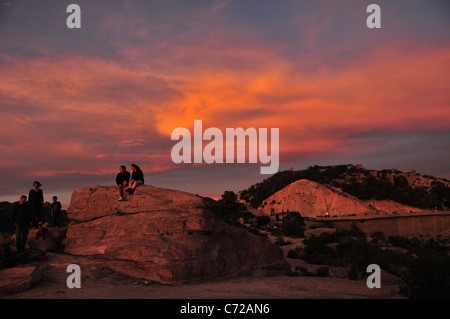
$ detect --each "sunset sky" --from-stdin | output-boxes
[1,0,449,207]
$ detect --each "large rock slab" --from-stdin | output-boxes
[64,185,289,284]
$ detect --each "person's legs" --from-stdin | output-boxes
[117,182,129,200]
[31,206,38,228]
[131,180,143,190]
[126,181,134,194]
[22,225,29,250]
[31,205,43,226]
[125,180,142,194]
[16,224,29,252]
[36,205,42,224]
[55,211,61,227]
[16,224,23,251]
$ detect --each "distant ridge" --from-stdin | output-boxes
[239,164,450,210]
[258,179,429,218]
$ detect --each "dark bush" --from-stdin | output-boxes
[336,237,381,280]
[287,247,303,259]
[280,212,305,237]
[256,215,270,228]
[274,237,291,246]
[302,235,336,265]
[207,191,254,225]
[315,267,330,277]
[387,236,412,249]
[370,231,385,242]
[400,250,450,299]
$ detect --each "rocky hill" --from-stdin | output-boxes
[239,164,450,211]
[64,185,289,284]
[259,179,428,218]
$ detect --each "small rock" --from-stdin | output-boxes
[0,266,44,295]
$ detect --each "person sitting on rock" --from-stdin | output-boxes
[35,222,48,240]
[116,165,131,201]
[126,163,144,195]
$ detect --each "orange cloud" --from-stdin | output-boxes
[1,43,449,178]
[153,45,450,159]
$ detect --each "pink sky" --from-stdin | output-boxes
[1,1,449,206]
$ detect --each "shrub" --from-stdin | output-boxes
[295,266,308,275]
[287,247,303,259]
[274,237,291,246]
[336,237,381,280]
[281,215,305,237]
[387,236,412,249]
[400,250,450,299]
[370,232,385,242]
[315,267,330,277]
[256,215,270,228]
[302,235,336,265]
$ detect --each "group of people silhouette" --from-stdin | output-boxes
[12,181,62,252]
[11,163,144,252]
[116,163,145,201]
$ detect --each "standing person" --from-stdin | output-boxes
[51,196,62,227]
[116,165,131,201]
[126,163,144,195]
[12,195,33,252]
[29,181,44,228]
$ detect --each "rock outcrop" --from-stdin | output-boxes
[8,227,67,253]
[0,201,13,232]
[0,266,45,295]
[259,179,427,217]
[28,227,67,252]
[64,185,288,284]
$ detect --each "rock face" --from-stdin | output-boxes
[28,227,68,252]
[0,201,13,232]
[64,185,288,284]
[259,179,427,217]
[0,266,45,295]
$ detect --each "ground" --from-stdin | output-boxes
[2,229,404,299]
[2,268,402,299]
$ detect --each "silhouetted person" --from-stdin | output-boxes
[12,195,33,252]
[29,181,44,228]
[126,164,144,195]
[51,196,62,227]
[116,165,131,201]
[35,222,48,240]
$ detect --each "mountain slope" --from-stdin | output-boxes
[259,179,428,218]
[239,164,450,210]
